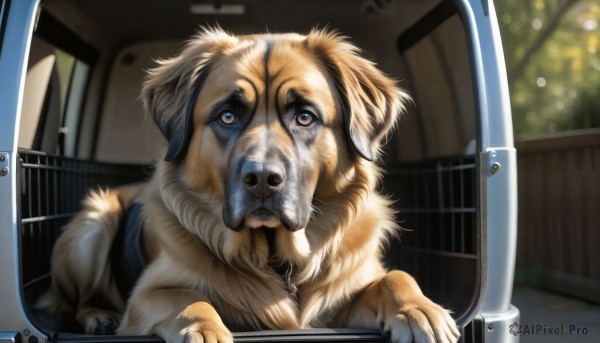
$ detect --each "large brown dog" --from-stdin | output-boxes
[38,28,460,343]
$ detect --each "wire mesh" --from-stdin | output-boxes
[17,150,480,336]
[18,150,150,289]
[386,155,477,257]
[382,155,479,323]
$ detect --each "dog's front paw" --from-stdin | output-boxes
[178,321,233,343]
[79,308,121,335]
[382,296,459,343]
[169,302,233,343]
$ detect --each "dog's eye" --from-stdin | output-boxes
[220,111,237,125]
[296,111,316,127]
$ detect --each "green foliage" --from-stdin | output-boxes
[495,0,600,135]
[557,85,600,130]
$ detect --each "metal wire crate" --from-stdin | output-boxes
[382,155,480,325]
[16,149,481,341]
[18,149,150,309]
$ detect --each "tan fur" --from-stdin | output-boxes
[39,28,459,343]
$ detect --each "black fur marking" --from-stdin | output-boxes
[263,39,274,128]
[111,202,147,302]
[315,53,374,161]
[163,70,211,161]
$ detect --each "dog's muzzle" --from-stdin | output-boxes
[223,157,309,232]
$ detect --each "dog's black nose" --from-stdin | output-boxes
[242,162,285,198]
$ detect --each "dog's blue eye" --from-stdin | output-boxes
[296,111,315,126]
[220,111,237,125]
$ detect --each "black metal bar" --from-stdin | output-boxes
[402,246,477,260]
[22,272,51,289]
[396,0,458,52]
[35,10,97,65]
[399,208,476,214]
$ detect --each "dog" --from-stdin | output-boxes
[37,28,460,343]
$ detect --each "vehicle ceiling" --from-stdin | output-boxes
[43,0,442,52]
[39,0,475,163]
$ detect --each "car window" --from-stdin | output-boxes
[19,35,90,156]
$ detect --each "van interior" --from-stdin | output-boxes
[19,0,481,341]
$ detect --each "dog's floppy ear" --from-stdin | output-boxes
[306,29,409,161]
[142,27,238,161]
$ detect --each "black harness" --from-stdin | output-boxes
[111,202,148,301]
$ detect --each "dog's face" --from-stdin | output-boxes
[198,34,338,232]
[143,28,407,234]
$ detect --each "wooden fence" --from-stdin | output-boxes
[515,128,600,303]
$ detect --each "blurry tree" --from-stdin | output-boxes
[495,0,600,135]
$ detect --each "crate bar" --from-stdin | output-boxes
[403,246,478,260]
[21,213,75,224]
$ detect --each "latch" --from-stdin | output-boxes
[487,150,501,176]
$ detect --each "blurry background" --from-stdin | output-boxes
[495,0,600,342]
[498,0,600,135]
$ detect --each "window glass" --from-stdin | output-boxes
[19,37,89,156]
[55,49,75,118]
[62,60,90,156]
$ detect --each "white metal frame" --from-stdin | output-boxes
[0,0,47,342]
